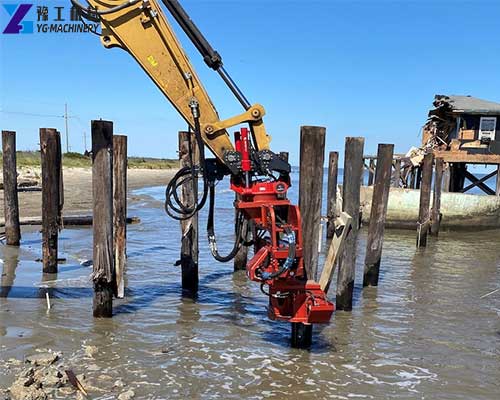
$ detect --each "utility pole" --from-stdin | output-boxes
[64,103,69,153]
[83,131,87,152]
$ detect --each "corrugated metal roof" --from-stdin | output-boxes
[434,95,500,115]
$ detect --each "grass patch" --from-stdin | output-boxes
[128,157,178,169]
[0,151,178,169]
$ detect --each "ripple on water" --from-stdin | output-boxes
[1,184,500,398]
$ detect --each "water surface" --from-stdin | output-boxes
[1,177,499,399]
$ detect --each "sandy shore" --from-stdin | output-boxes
[0,167,177,222]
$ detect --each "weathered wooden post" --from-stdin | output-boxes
[179,131,199,291]
[92,120,114,317]
[442,162,450,192]
[363,144,393,287]
[368,158,375,186]
[40,128,62,273]
[393,157,401,188]
[336,137,364,311]
[292,128,325,348]
[2,131,21,246]
[416,153,434,247]
[299,126,325,280]
[326,151,339,239]
[113,135,127,298]
[430,157,444,235]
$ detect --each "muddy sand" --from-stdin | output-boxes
[0,167,176,222]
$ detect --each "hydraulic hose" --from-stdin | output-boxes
[70,0,140,17]
[206,184,244,262]
[164,100,208,221]
[260,225,296,280]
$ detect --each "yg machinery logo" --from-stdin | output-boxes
[2,3,99,34]
[3,3,33,34]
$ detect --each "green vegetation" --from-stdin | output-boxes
[0,151,178,169]
[128,157,178,169]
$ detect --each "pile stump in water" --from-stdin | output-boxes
[178,131,199,292]
[299,125,326,281]
[363,144,393,287]
[113,134,128,298]
[2,130,21,246]
[40,128,63,274]
[336,137,364,311]
[91,120,115,317]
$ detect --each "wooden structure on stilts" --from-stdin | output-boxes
[423,95,500,195]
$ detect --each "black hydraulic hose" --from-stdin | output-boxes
[207,184,243,262]
[70,0,140,17]
[164,166,206,220]
[164,102,208,220]
[260,224,296,281]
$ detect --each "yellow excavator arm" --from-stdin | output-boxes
[76,0,270,162]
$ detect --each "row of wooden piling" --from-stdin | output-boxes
[1,123,128,317]
[2,123,446,318]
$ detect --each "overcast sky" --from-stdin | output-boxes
[1,0,499,165]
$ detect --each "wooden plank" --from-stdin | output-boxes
[336,137,364,311]
[363,144,393,287]
[0,215,140,227]
[299,126,326,280]
[0,180,38,190]
[416,153,434,248]
[433,150,500,164]
[326,151,339,239]
[40,128,62,273]
[430,157,444,236]
[319,212,352,294]
[91,120,114,318]
[113,135,127,298]
[2,131,21,246]
[179,131,199,291]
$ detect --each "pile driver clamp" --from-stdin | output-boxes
[73,0,334,345]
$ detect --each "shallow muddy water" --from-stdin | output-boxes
[1,175,500,399]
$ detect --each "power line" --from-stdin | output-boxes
[2,106,81,153]
[0,110,64,118]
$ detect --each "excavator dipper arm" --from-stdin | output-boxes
[74,0,334,346]
[75,0,269,161]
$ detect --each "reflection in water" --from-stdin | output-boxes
[1,183,500,399]
[0,246,19,298]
